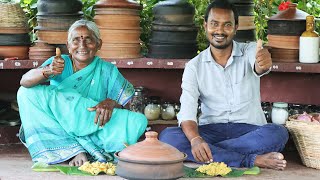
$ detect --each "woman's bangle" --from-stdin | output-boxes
[190,136,202,144]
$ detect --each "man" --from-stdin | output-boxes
[159,0,288,170]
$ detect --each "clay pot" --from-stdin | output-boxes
[99,28,141,43]
[153,0,195,26]
[0,27,28,34]
[95,8,139,15]
[115,131,187,180]
[29,40,56,60]
[94,0,142,10]
[94,14,140,29]
[234,29,256,42]
[268,47,299,63]
[234,3,254,16]
[0,33,30,46]
[37,30,68,44]
[267,35,299,49]
[267,3,309,36]
[238,16,255,30]
[147,43,198,59]
[229,0,253,3]
[37,14,82,31]
[97,43,141,59]
[150,24,198,44]
[37,0,83,15]
[0,46,29,60]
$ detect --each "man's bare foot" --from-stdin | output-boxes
[254,152,287,170]
[69,152,88,166]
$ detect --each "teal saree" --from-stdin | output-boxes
[17,56,147,164]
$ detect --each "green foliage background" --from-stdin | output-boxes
[15,0,320,52]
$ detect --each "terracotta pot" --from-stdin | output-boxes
[0,27,29,34]
[238,16,255,30]
[97,43,141,59]
[267,35,299,49]
[94,0,141,10]
[37,0,83,15]
[95,7,139,15]
[234,29,256,42]
[268,47,299,63]
[0,46,29,60]
[115,131,186,180]
[100,28,141,43]
[37,14,82,30]
[147,43,198,59]
[234,3,254,16]
[94,14,140,29]
[29,40,55,60]
[37,30,68,44]
[267,3,309,36]
[150,25,198,44]
[153,0,195,25]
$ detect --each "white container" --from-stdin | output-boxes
[299,37,320,63]
[271,102,289,125]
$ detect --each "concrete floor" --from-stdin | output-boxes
[1,144,320,180]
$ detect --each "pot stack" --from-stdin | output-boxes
[267,3,309,62]
[147,0,198,59]
[94,0,142,59]
[0,3,30,60]
[36,0,83,54]
[230,0,255,42]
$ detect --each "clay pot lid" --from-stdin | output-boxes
[94,0,142,10]
[118,131,185,162]
[269,3,309,21]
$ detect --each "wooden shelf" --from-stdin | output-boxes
[1,58,320,73]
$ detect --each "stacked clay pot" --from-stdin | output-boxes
[147,0,198,59]
[29,40,56,60]
[36,0,83,54]
[267,3,309,62]
[0,3,30,60]
[94,0,142,59]
[229,0,256,42]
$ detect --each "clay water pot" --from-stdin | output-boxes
[94,14,140,29]
[94,0,141,10]
[99,28,141,43]
[268,47,299,63]
[95,8,140,15]
[37,30,68,44]
[234,29,256,42]
[37,0,83,15]
[267,3,309,36]
[0,33,30,46]
[234,3,254,16]
[115,131,187,180]
[153,0,195,26]
[0,46,29,60]
[267,35,299,49]
[97,43,141,59]
[37,14,82,31]
[29,40,55,60]
[148,43,198,59]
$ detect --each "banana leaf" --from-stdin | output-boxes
[32,162,91,176]
[183,165,260,178]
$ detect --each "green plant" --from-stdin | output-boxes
[20,0,38,42]
[82,0,98,21]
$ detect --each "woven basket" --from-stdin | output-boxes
[0,3,28,28]
[286,114,320,169]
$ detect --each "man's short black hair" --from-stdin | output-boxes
[204,0,239,25]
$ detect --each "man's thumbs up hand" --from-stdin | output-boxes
[255,39,272,75]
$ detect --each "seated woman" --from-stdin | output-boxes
[17,19,147,166]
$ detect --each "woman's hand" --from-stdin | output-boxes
[43,48,64,78]
[191,137,213,163]
[87,98,118,127]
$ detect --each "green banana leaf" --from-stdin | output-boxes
[183,165,260,178]
[31,162,91,176]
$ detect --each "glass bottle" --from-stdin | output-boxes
[271,102,289,125]
[261,102,272,123]
[144,96,161,121]
[299,15,319,63]
[129,86,145,113]
[161,102,175,120]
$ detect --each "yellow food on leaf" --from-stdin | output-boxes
[78,161,116,175]
[196,162,232,176]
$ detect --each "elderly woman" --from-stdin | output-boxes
[17,19,147,166]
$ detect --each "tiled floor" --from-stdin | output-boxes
[0,144,320,180]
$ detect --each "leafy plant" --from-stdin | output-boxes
[82,0,98,21]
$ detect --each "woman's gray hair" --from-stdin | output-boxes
[68,19,101,44]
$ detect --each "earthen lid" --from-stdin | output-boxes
[269,3,309,21]
[94,0,142,10]
[118,131,185,162]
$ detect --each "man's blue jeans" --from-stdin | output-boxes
[159,123,289,168]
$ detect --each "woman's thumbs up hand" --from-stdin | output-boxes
[255,39,272,75]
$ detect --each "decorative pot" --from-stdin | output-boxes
[267,3,309,36]
[94,0,141,10]
[115,131,187,180]
[150,25,198,44]
[37,0,83,15]
[153,0,195,25]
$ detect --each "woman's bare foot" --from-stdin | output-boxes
[69,152,88,166]
[254,152,286,170]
